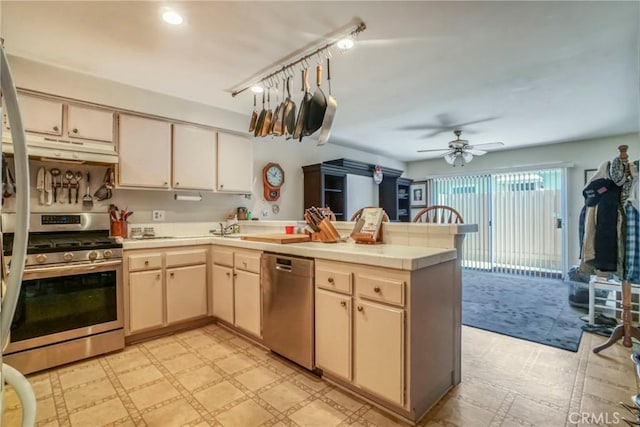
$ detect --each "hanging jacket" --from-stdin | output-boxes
[583,178,621,271]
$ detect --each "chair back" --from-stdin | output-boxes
[412,205,463,224]
[350,207,390,222]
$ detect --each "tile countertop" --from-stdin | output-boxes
[122,236,457,271]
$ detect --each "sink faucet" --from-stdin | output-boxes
[211,222,236,236]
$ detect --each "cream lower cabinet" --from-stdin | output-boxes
[125,246,209,336]
[315,289,352,381]
[211,246,262,338]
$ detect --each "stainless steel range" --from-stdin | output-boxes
[2,213,124,374]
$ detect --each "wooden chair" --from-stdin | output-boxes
[412,205,463,224]
[350,207,390,222]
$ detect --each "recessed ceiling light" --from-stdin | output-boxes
[250,86,264,94]
[162,10,183,25]
[336,37,355,50]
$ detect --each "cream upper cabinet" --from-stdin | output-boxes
[355,300,404,406]
[217,132,252,193]
[166,264,208,323]
[212,264,234,324]
[172,125,217,191]
[315,289,352,381]
[118,114,171,188]
[67,105,114,142]
[17,95,63,135]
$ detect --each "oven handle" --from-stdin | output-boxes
[24,260,122,278]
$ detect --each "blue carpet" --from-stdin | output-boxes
[462,270,586,352]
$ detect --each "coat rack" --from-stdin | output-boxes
[230,21,366,97]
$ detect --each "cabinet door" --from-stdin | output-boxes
[172,125,217,191]
[129,270,164,334]
[217,132,252,193]
[67,105,113,141]
[233,269,261,337]
[212,264,234,324]
[166,264,208,324]
[118,114,171,188]
[355,300,404,406]
[17,95,63,135]
[315,289,351,381]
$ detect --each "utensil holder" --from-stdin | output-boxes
[110,221,128,238]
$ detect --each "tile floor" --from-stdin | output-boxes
[3,324,638,427]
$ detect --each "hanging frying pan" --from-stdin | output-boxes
[282,76,297,139]
[318,57,338,145]
[271,78,285,136]
[293,68,312,141]
[260,87,273,137]
[254,91,266,137]
[306,63,327,136]
[248,93,258,133]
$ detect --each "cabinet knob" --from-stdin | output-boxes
[226,271,230,277]
[175,182,180,186]
[233,272,238,278]
[328,277,334,283]
[170,272,174,278]
[374,286,381,293]
[220,184,224,189]
[340,301,346,307]
[357,305,363,312]
[53,125,59,132]
[242,261,247,267]
[72,128,78,134]
[156,274,160,280]
[163,182,168,186]
[144,260,149,266]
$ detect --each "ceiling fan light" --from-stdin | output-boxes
[462,151,473,163]
[444,152,456,165]
[162,10,183,25]
[250,85,264,94]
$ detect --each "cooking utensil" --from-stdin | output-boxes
[260,87,273,137]
[50,168,61,202]
[3,159,14,198]
[317,57,338,145]
[36,167,45,205]
[74,171,83,204]
[271,79,285,136]
[254,91,266,137]
[306,62,327,136]
[293,68,312,141]
[44,169,53,205]
[248,93,258,133]
[64,170,74,204]
[83,172,93,208]
[282,76,297,139]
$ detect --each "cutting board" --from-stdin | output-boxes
[241,234,311,244]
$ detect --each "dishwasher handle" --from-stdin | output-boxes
[275,264,292,272]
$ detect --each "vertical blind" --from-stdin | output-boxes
[429,168,564,278]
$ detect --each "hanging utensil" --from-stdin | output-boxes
[248,93,258,133]
[293,67,312,141]
[282,76,297,139]
[64,170,74,204]
[50,168,61,202]
[74,171,83,204]
[306,61,327,136]
[260,86,273,137]
[254,91,266,138]
[317,56,338,145]
[44,169,53,205]
[36,167,45,205]
[83,172,93,208]
[271,78,285,136]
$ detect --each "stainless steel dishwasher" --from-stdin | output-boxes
[262,253,315,370]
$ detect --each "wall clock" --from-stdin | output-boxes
[263,162,285,201]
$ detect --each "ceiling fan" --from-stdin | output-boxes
[417,130,504,166]
[399,114,498,139]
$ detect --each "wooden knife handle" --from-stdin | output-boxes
[316,64,322,86]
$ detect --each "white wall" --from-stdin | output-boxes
[6,55,406,222]
[406,133,640,265]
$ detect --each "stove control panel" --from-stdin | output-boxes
[41,215,82,225]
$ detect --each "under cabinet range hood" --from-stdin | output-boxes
[2,133,119,165]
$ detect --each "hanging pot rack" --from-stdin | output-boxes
[230,21,366,98]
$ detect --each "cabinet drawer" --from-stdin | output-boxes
[212,248,234,267]
[166,249,207,268]
[358,275,404,307]
[234,251,261,273]
[128,253,162,271]
[317,268,352,294]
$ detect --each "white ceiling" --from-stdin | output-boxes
[2,1,638,161]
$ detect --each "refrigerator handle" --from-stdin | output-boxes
[0,43,31,345]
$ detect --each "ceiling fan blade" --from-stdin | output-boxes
[451,117,499,128]
[416,147,452,153]
[467,142,504,150]
[421,129,450,138]
[467,149,487,156]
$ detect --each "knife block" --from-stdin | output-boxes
[309,218,340,243]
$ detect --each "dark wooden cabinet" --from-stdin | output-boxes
[302,163,348,221]
[379,177,413,222]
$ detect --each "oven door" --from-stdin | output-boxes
[4,259,123,354]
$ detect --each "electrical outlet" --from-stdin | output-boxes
[153,210,165,221]
[261,210,269,218]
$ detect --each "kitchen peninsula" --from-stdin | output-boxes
[122,221,475,423]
